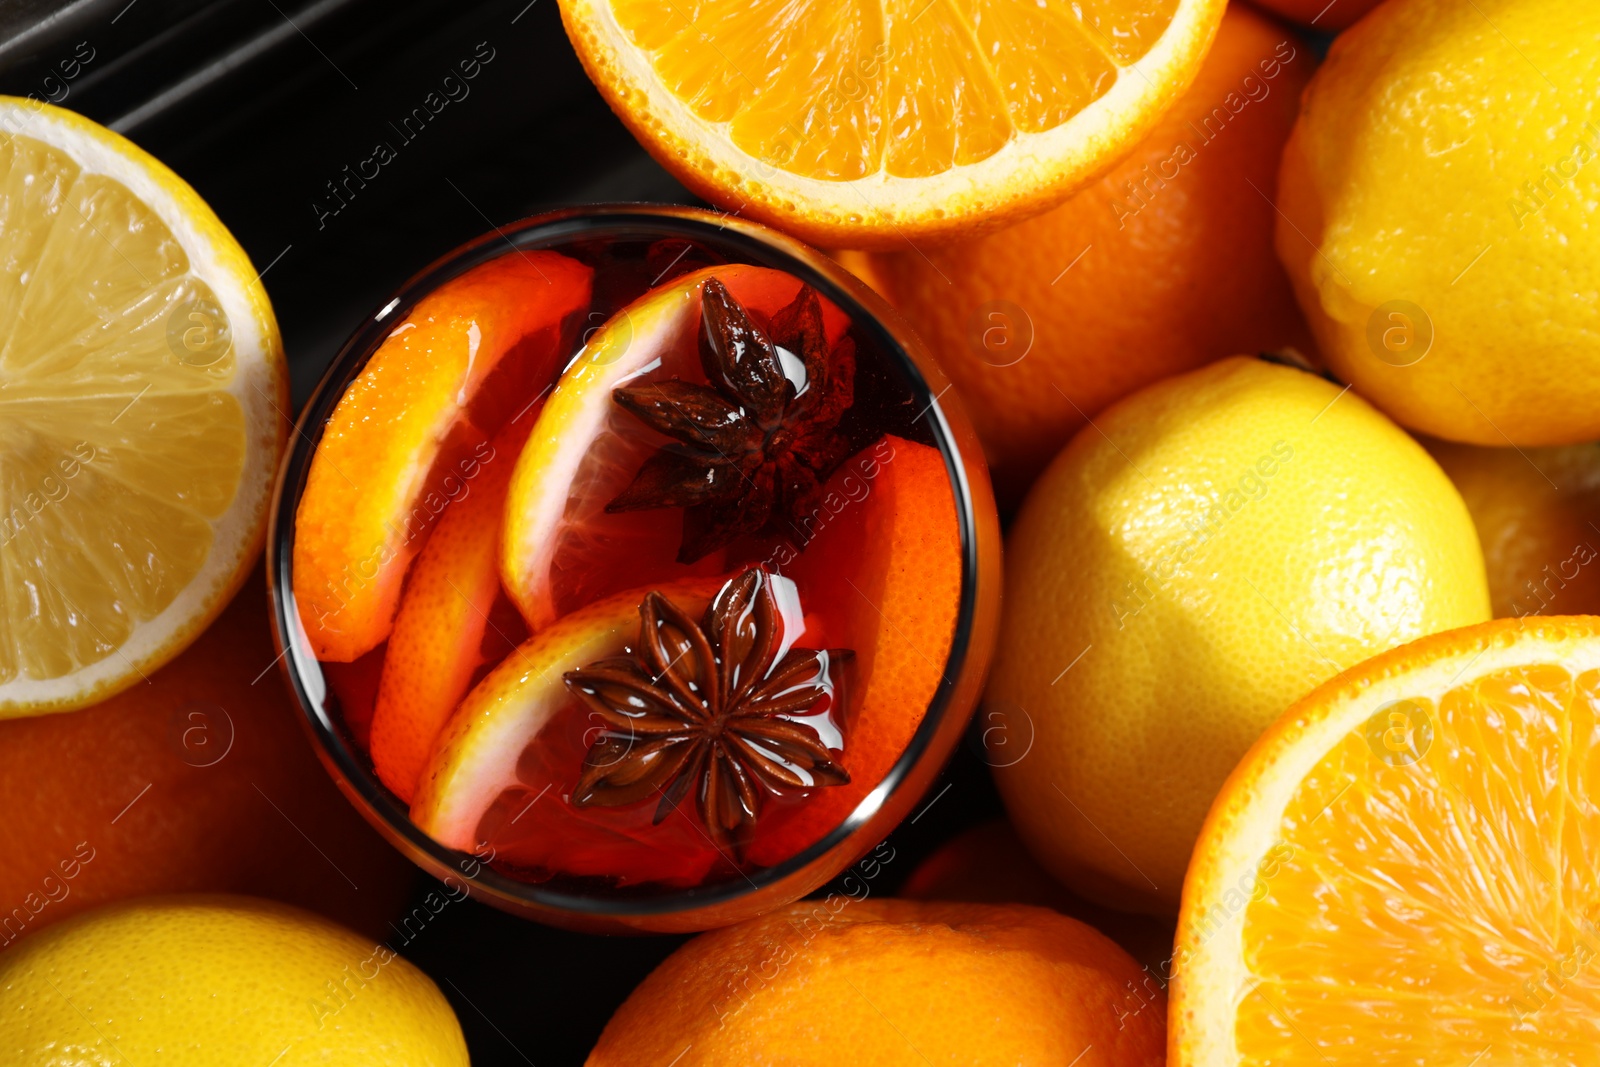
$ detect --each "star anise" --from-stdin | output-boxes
[607,277,857,562]
[562,567,851,856]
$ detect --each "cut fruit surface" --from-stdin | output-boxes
[1173,617,1600,1066]
[0,97,285,716]
[369,418,533,804]
[293,251,592,662]
[500,264,848,633]
[744,434,962,866]
[558,0,1227,246]
[410,575,725,852]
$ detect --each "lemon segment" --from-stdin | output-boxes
[0,98,284,716]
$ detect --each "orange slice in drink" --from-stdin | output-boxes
[500,264,848,633]
[1173,617,1600,1065]
[293,251,591,662]
[558,0,1227,247]
[410,575,724,851]
[368,418,532,804]
[744,434,962,866]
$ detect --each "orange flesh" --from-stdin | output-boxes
[609,0,1176,181]
[1236,663,1600,1062]
[532,265,850,624]
[369,419,533,803]
[743,435,963,866]
[293,251,591,661]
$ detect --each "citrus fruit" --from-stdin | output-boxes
[1426,439,1600,619]
[500,264,848,632]
[0,97,285,716]
[411,574,725,851]
[0,894,468,1065]
[293,250,592,662]
[369,418,533,803]
[1275,0,1600,446]
[1171,615,1600,1065]
[990,356,1490,913]
[902,819,1176,976]
[1246,0,1381,30]
[558,0,1228,247]
[839,4,1315,505]
[0,574,414,945]
[742,434,962,867]
[586,899,1165,1066]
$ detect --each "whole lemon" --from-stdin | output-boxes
[0,895,468,1065]
[1425,439,1600,618]
[990,357,1489,914]
[1276,0,1600,446]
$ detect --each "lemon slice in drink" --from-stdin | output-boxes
[0,98,285,717]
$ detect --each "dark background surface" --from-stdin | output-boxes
[0,3,1006,1061]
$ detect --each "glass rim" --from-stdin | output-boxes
[267,203,987,920]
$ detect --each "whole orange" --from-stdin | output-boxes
[1246,0,1382,30]
[0,573,413,946]
[902,820,1176,976]
[843,4,1315,505]
[586,899,1165,1066]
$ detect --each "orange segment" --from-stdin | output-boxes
[410,575,725,851]
[1172,617,1600,1066]
[500,264,848,632]
[293,251,592,661]
[561,0,1226,246]
[744,434,962,865]
[369,419,532,803]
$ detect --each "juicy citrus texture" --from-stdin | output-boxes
[294,250,592,662]
[410,575,724,850]
[1427,439,1600,619]
[370,419,532,803]
[743,435,962,866]
[991,357,1490,913]
[841,4,1314,504]
[1276,0,1600,445]
[0,98,284,716]
[501,264,847,632]
[0,895,468,1065]
[0,576,414,944]
[1173,617,1600,1066]
[559,0,1227,246]
[586,899,1165,1066]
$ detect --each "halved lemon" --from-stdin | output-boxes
[559,0,1227,247]
[500,264,848,632]
[0,98,285,717]
[411,575,723,850]
[1173,616,1600,1064]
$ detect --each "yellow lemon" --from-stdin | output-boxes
[0,98,286,716]
[1275,0,1600,445]
[1426,439,1600,619]
[0,895,468,1065]
[990,357,1490,914]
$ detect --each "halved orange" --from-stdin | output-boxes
[559,0,1227,247]
[368,418,532,804]
[1172,616,1600,1065]
[293,251,591,662]
[500,264,848,632]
